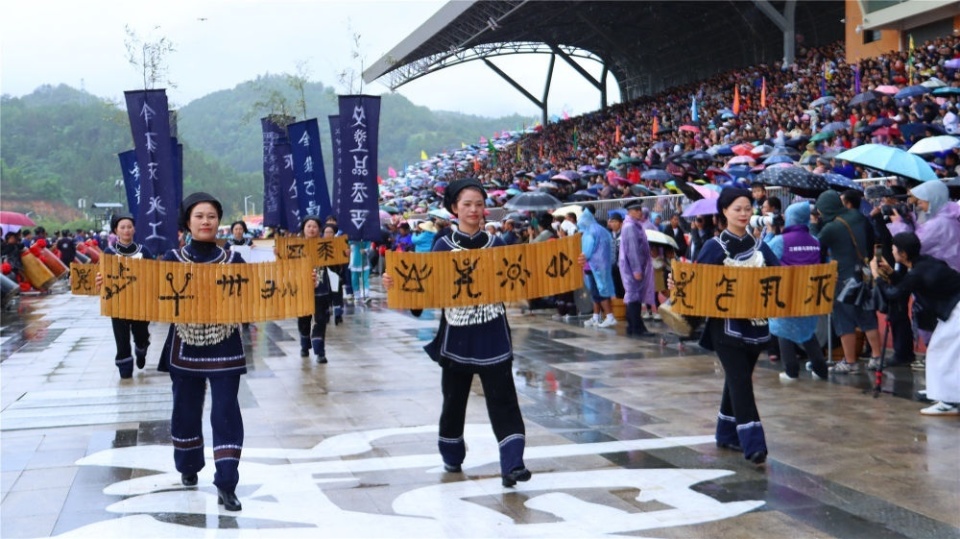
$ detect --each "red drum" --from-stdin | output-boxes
[20,251,57,291]
[0,272,18,299]
[73,251,91,265]
[77,243,100,264]
[36,247,68,278]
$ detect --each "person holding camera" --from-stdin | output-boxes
[873,232,960,415]
[868,186,916,366]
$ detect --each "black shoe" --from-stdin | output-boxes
[502,467,532,487]
[136,352,146,370]
[316,356,327,364]
[916,390,933,403]
[747,451,767,465]
[119,372,133,380]
[443,463,462,473]
[217,488,242,511]
[335,315,343,326]
[181,473,198,487]
[716,441,742,452]
[300,349,309,358]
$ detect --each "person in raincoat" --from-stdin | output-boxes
[768,202,830,381]
[412,221,437,252]
[619,201,655,336]
[577,208,617,328]
[348,239,372,303]
[888,180,960,272]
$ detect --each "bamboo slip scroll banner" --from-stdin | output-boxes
[274,236,349,267]
[385,234,582,310]
[98,255,314,323]
[668,260,838,318]
[70,263,98,296]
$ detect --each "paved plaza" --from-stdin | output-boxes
[0,289,957,538]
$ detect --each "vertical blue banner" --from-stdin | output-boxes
[328,115,342,220]
[288,119,332,221]
[278,142,300,232]
[124,89,178,256]
[118,150,140,216]
[336,96,381,241]
[261,117,289,230]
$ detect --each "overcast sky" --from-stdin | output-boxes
[1,0,619,119]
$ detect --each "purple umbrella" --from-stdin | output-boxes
[682,198,719,218]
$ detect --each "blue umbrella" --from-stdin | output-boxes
[641,169,673,183]
[894,85,930,99]
[763,154,794,165]
[900,123,947,140]
[820,173,863,192]
[835,144,938,182]
[932,87,960,97]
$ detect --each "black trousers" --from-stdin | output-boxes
[887,297,915,363]
[111,318,150,375]
[780,336,828,378]
[171,375,243,491]
[714,338,767,457]
[298,295,332,351]
[438,362,527,475]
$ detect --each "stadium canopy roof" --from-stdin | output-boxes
[365,1,844,122]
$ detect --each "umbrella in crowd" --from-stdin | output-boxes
[908,135,960,154]
[932,87,960,97]
[504,191,563,211]
[836,144,938,182]
[629,184,656,197]
[809,96,835,107]
[921,77,947,89]
[946,177,960,199]
[810,131,834,142]
[678,125,700,133]
[682,198,719,218]
[570,190,598,201]
[727,155,756,167]
[751,144,775,156]
[0,211,37,227]
[820,173,863,192]
[873,85,900,95]
[641,169,673,183]
[763,154,794,165]
[894,85,930,99]
[645,229,679,251]
[900,123,947,139]
[553,205,583,218]
[822,121,850,133]
[757,165,829,197]
[848,91,877,107]
[732,143,756,156]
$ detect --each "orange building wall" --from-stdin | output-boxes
[845,0,902,63]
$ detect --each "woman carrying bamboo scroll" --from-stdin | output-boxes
[158,192,247,511]
[381,177,532,488]
[103,214,155,379]
[676,188,781,466]
[296,216,337,364]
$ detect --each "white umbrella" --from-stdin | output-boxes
[907,135,960,155]
[645,229,678,251]
[553,204,583,218]
[921,77,947,89]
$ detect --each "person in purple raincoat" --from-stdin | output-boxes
[619,201,655,336]
[577,208,617,328]
[887,180,960,273]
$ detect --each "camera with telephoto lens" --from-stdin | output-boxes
[749,213,784,229]
[880,202,913,223]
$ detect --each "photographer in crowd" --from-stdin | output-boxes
[868,185,916,366]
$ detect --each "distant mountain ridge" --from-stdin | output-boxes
[1,78,535,222]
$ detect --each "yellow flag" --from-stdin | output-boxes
[421,150,428,161]
[461,142,466,149]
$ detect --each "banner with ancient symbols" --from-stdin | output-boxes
[668,261,837,318]
[385,234,582,309]
[70,263,99,296]
[273,235,349,267]
[98,255,314,323]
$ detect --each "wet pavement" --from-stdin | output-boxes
[1,288,958,538]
